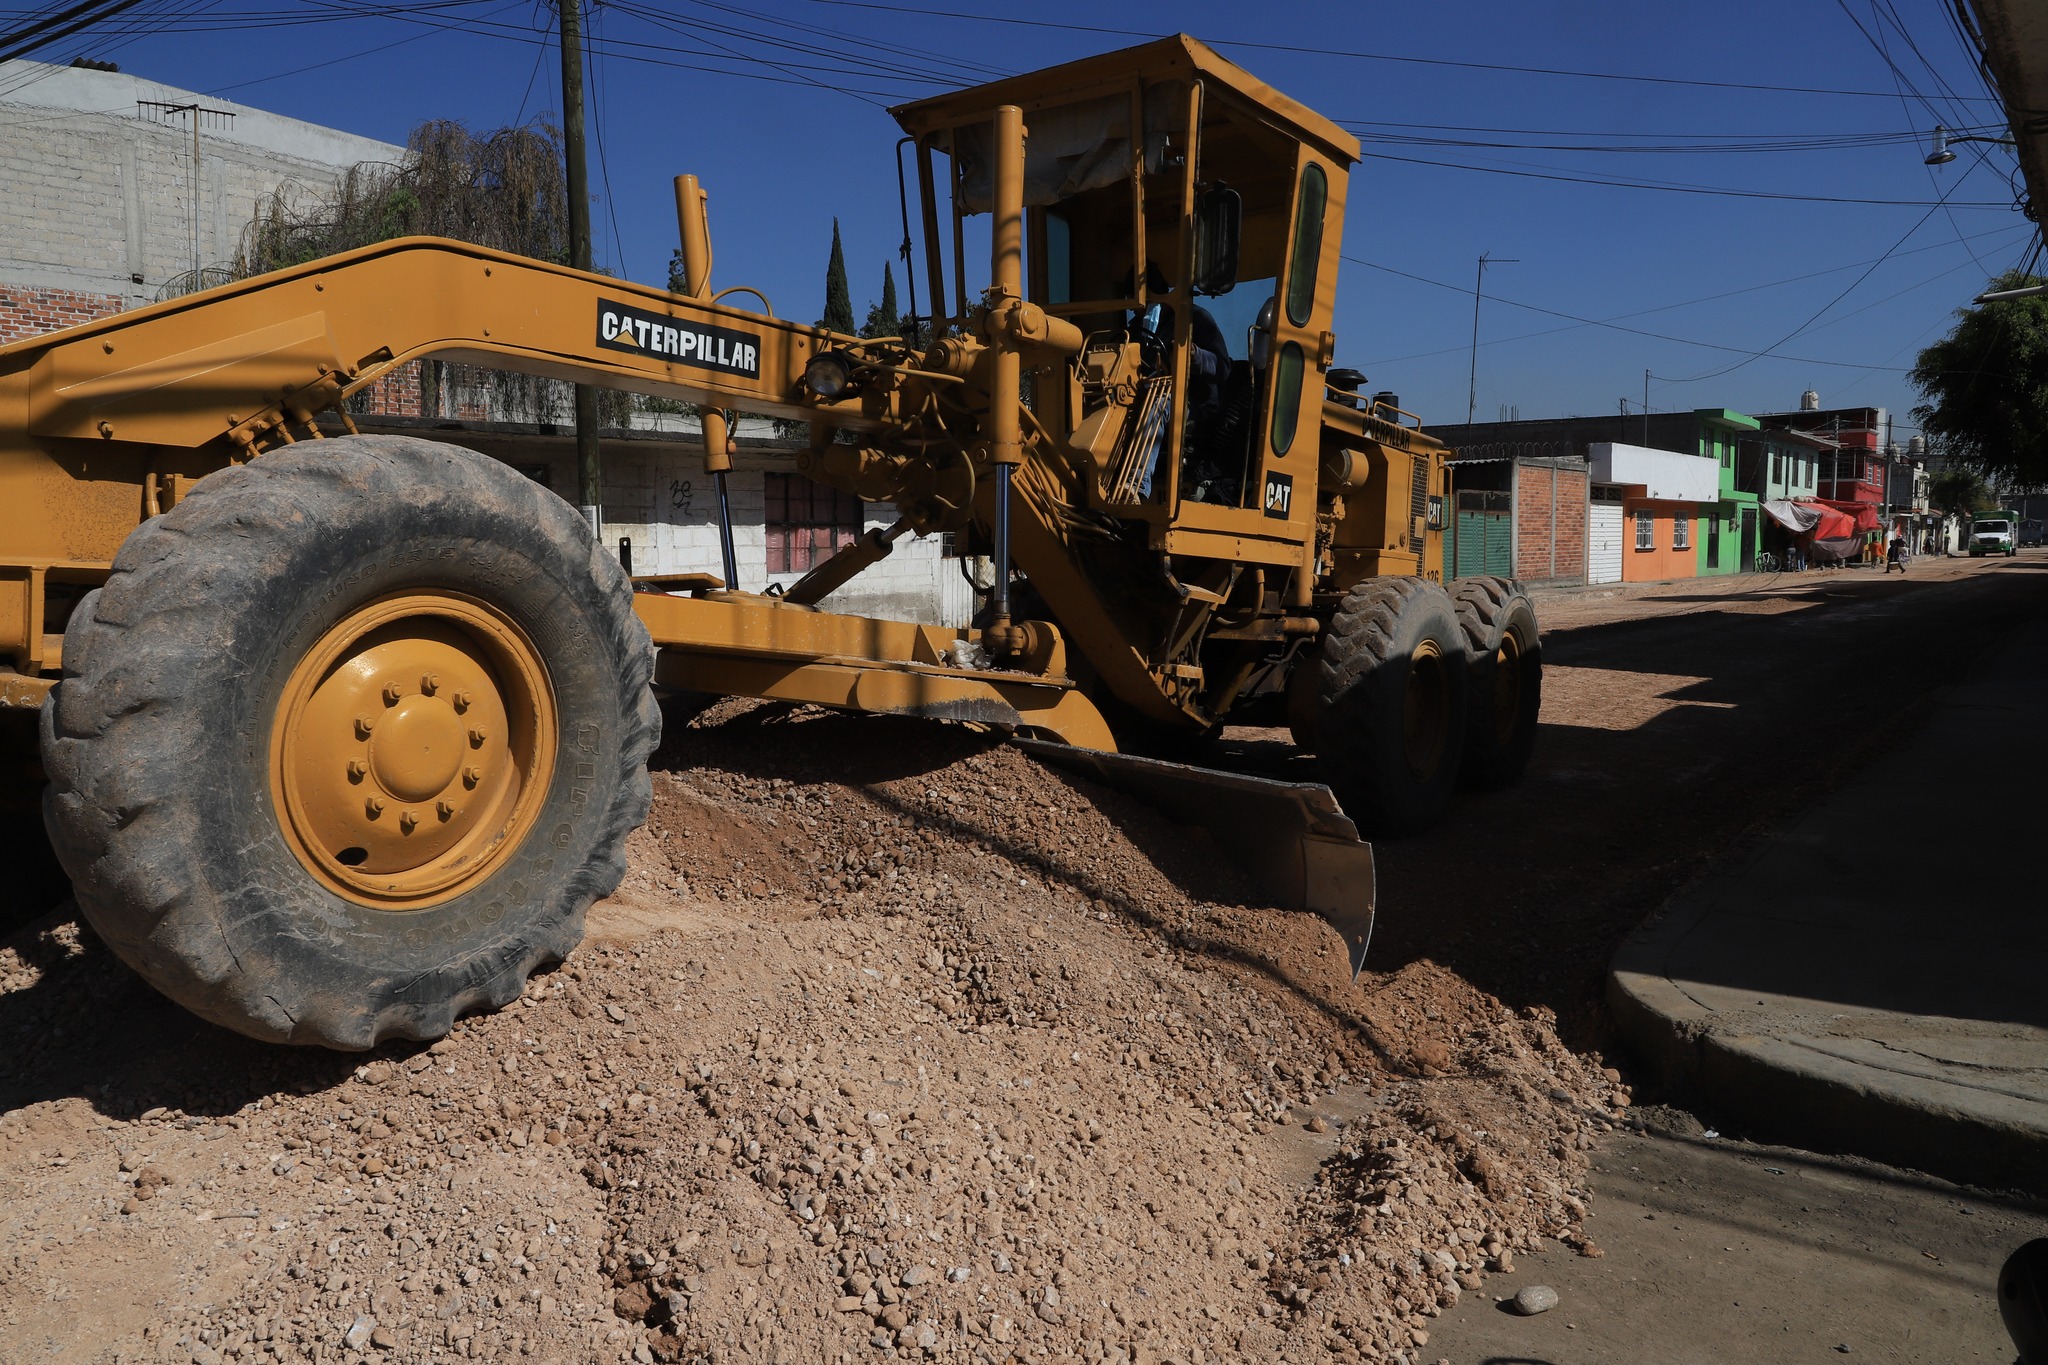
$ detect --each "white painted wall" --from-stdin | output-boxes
[1587,442,1721,504]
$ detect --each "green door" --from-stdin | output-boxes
[1453,490,1512,578]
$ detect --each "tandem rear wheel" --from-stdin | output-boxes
[1307,575,1543,834]
[1312,577,1469,835]
[40,435,660,1049]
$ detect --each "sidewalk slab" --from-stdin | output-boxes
[1609,599,2048,1193]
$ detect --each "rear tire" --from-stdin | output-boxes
[41,435,659,1049]
[1315,578,1467,835]
[1451,577,1541,790]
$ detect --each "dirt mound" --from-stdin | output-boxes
[0,703,1622,1365]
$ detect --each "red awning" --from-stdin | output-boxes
[1811,497,1881,532]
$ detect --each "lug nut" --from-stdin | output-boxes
[382,681,404,706]
[399,810,418,834]
[452,690,473,712]
[421,673,441,694]
[346,759,367,782]
[468,728,487,747]
[354,714,374,739]
[436,800,455,820]
[462,766,481,788]
[364,797,385,818]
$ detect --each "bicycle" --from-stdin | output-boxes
[1754,551,1781,574]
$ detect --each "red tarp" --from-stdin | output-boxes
[1812,497,1881,532]
[1796,499,1867,562]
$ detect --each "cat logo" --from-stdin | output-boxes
[1263,472,1293,519]
[596,299,760,379]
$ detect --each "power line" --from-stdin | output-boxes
[1662,186,1961,383]
[0,0,148,61]
[1352,223,2032,367]
[1346,254,1922,373]
[1360,147,2011,208]
[799,0,2004,101]
[1342,125,1945,156]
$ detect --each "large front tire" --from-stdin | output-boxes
[1451,576,1541,790]
[1315,578,1468,835]
[41,435,659,1049]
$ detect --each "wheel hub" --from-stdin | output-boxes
[1402,639,1450,780]
[270,592,556,908]
[371,693,468,802]
[1490,631,1524,744]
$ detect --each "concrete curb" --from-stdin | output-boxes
[1609,888,2048,1196]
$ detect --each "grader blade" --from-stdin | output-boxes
[1012,740,1377,977]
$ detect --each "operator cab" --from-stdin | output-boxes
[891,36,1359,568]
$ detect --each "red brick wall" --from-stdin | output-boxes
[2,286,440,423]
[1515,463,1589,582]
[351,361,490,420]
[356,362,424,418]
[0,284,125,346]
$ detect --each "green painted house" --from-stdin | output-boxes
[1694,409,1760,576]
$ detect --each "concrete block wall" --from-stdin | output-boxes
[1515,461,1589,584]
[0,59,400,304]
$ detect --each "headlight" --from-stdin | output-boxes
[802,352,855,400]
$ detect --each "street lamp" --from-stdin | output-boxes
[1976,281,2048,303]
[1924,124,2017,165]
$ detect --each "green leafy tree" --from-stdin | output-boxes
[821,219,856,334]
[1929,465,1991,530]
[860,263,901,339]
[1910,270,2048,487]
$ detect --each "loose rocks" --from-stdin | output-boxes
[0,704,1615,1365]
[1512,1284,1561,1316]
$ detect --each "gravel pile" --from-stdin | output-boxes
[0,703,1626,1365]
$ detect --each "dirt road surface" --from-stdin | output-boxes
[2,552,2043,1365]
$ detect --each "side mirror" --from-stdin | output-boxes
[1193,184,1241,297]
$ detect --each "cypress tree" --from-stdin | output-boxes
[822,218,856,334]
[861,262,901,339]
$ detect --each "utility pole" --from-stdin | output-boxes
[1642,370,1651,446]
[1466,252,1516,427]
[558,0,602,542]
[138,100,234,284]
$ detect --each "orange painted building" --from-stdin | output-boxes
[1621,497,1700,582]
[1587,442,1716,584]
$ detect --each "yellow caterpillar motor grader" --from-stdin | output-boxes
[0,36,1539,1048]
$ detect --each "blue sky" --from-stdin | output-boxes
[9,0,2032,437]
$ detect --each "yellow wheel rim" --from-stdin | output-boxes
[269,591,557,909]
[1491,629,1525,746]
[1401,638,1450,780]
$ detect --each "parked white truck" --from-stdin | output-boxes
[1969,509,2020,557]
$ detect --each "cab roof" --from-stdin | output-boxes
[889,34,1360,167]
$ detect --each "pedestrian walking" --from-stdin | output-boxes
[1886,532,1907,574]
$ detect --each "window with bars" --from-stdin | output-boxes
[764,473,863,575]
[1673,515,1690,550]
[1635,510,1655,550]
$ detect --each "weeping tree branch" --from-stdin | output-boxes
[237,119,632,427]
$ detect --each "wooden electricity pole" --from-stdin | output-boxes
[558,0,602,539]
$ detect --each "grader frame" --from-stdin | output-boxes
[0,37,1540,1047]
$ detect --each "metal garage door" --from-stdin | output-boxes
[1589,495,1624,584]
[1453,490,1512,579]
